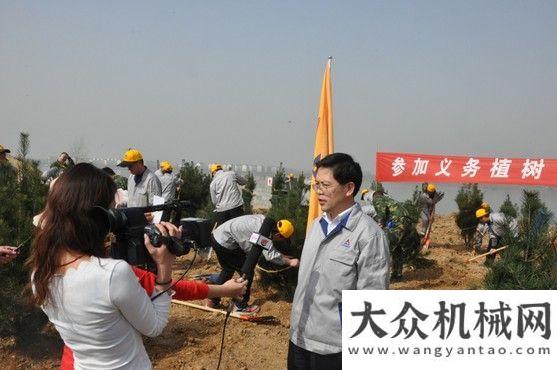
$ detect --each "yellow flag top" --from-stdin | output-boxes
[306,57,334,233]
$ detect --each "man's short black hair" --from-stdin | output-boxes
[316,153,362,197]
[101,167,115,176]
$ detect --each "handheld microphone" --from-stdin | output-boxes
[241,216,276,278]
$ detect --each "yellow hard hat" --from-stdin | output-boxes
[476,208,489,219]
[0,144,10,154]
[160,161,173,172]
[481,202,490,211]
[210,163,223,174]
[277,219,294,239]
[427,183,436,193]
[117,149,143,167]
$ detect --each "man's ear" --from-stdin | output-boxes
[344,182,356,197]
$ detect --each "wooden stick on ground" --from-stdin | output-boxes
[171,300,247,320]
[467,246,508,262]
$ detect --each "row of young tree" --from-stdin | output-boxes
[454,184,556,289]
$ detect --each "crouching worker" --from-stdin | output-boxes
[474,207,518,265]
[209,215,300,314]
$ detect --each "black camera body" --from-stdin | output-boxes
[91,200,196,271]
[143,224,193,256]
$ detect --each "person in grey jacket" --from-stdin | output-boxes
[42,152,75,182]
[209,214,299,313]
[360,188,381,219]
[209,163,247,227]
[474,208,518,265]
[155,161,183,202]
[289,153,390,370]
[418,183,444,236]
[117,149,162,207]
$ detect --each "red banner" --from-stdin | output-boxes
[376,152,557,186]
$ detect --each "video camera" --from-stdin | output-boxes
[91,200,200,271]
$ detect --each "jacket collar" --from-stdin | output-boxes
[134,166,149,185]
[318,202,363,240]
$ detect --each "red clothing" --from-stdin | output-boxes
[60,266,209,370]
[131,267,209,299]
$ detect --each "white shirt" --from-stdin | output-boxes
[38,257,171,370]
[322,204,356,235]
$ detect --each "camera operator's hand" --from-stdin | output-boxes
[144,222,179,290]
[0,246,18,264]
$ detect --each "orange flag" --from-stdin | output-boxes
[306,57,334,233]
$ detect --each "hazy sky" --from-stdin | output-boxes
[1,0,556,173]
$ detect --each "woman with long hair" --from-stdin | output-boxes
[29,163,178,369]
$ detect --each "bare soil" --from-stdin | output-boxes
[0,214,489,369]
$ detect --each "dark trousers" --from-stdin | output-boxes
[485,236,500,264]
[391,244,403,279]
[210,236,253,308]
[213,205,244,228]
[287,341,342,370]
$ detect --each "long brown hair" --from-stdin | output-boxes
[29,163,116,306]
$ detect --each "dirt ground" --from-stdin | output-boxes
[0,214,489,369]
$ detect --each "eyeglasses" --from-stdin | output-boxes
[312,180,356,194]
[312,181,336,193]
